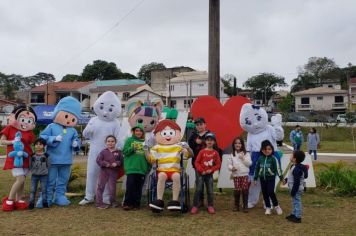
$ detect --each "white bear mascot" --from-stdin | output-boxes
[239,104,284,208]
[79,91,122,205]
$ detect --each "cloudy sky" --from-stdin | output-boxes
[1,0,356,87]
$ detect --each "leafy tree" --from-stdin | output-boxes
[301,57,338,84]
[0,73,23,99]
[122,72,137,80]
[278,93,294,120]
[61,74,81,82]
[81,60,123,81]
[243,73,287,106]
[25,72,56,88]
[222,74,240,97]
[291,74,316,93]
[137,62,166,85]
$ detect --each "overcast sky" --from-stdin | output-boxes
[1,0,356,87]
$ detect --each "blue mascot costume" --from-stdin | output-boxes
[40,96,81,206]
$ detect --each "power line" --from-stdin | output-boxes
[57,0,146,71]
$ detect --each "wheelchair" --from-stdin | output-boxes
[147,153,190,213]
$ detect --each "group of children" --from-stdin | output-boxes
[9,118,307,223]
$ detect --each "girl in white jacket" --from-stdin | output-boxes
[228,137,252,212]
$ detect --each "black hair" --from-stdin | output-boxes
[105,135,117,142]
[260,140,274,154]
[34,138,46,146]
[12,104,37,122]
[293,150,305,163]
[311,128,316,133]
[232,137,246,156]
[295,125,300,128]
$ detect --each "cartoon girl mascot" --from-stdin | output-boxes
[39,96,81,206]
[1,105,37,211]
[147,119,192,212]
[79,91,122,205]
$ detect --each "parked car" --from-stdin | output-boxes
[286,114,308,122]
[309,114,335,123]
[336,114,347,123]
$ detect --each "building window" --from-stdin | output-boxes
[335,96,344,103]
[328,85,333,88]
[184,99,193,108]
[30,93,45,103]
[98,93,102,98]
[317,96,323,100]
[170,100,176,108]
[169,85,175,91]
[301,97,310,104]
[122,92,130,101]
[198,83,204,87]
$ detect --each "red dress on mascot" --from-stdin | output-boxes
[0,105,36,211]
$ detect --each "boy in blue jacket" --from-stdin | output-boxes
[283,150,308,223]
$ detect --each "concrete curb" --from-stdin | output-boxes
[283,143,356,157]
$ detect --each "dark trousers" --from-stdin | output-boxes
[30,175,48,203]
[124,174,145,208]
[96,168,119,206]
[193,173,214,207]
[195,169,204,202]
[260,177,279,208]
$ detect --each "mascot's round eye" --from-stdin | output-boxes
[72,118,76,122]
[150,120,155,125]
[160,129,176,138]
[100,106,104,110]
[137,119,143,124]
[21,118,25,122]
[256,115,262,121]
[109,108,113,112]
[65,115,68,119]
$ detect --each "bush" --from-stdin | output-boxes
[317,161,356,196]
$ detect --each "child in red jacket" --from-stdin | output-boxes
[191,132,221,214]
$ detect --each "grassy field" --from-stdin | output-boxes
[0,163,355,236]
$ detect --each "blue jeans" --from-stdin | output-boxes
[292,190,302,218]
[309,150,317,160]
[195,169,204,203]
[293,143,302,151]
[30,175,48,203]
[193,173,214,207]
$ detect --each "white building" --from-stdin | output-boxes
[293,87,348,112]
[167,71,228,110]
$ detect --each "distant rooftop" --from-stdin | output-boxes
[31,81,94,92]
[293,87,347,96]
[95,79,145,87]
[170,71,208,82]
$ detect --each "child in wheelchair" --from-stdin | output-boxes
[191,132,221,214]
[145,119,193,212]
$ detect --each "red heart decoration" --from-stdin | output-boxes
[191,96,250,149]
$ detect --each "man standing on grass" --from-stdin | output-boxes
[290,125,303,151]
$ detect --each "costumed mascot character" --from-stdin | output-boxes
[239,104,284,208]
[127,97,163,147]
[79,91,122,205]
[1,105,36,211]
[147,119,193,212]
[39,96,81,206]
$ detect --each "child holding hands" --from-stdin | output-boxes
[96,135,123,209]
[228,137,251,212]
[191,132,221,214]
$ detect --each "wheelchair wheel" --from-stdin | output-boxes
[147,174,157,206]
[180,173,190,213]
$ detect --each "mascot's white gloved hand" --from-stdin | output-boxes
[17,151,24,157]
[55,135,63,142]
[72,140,78,148]
[271,114,282,127]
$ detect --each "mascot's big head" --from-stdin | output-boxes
[93,91,121,121]
[127,98,162,133]
[9,105,37,131]
[154,119,181,145]
[52,96,81,127]
[239,103,268,134]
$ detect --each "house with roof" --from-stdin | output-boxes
[89,79,146,108]
[30,81,95,110]
[292,87,348,113]
[167,71,228,110]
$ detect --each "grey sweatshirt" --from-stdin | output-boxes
[30,153,50,176]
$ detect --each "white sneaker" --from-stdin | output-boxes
[274,205,283,215]
[265,208,272,215]
[79,198,94,205]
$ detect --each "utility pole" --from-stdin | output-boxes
[208,0,220,99]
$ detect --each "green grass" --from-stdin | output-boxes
[0,162,356,235]
[0,146,5,155]
[283,126,355,142]
[285,140,356,153]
